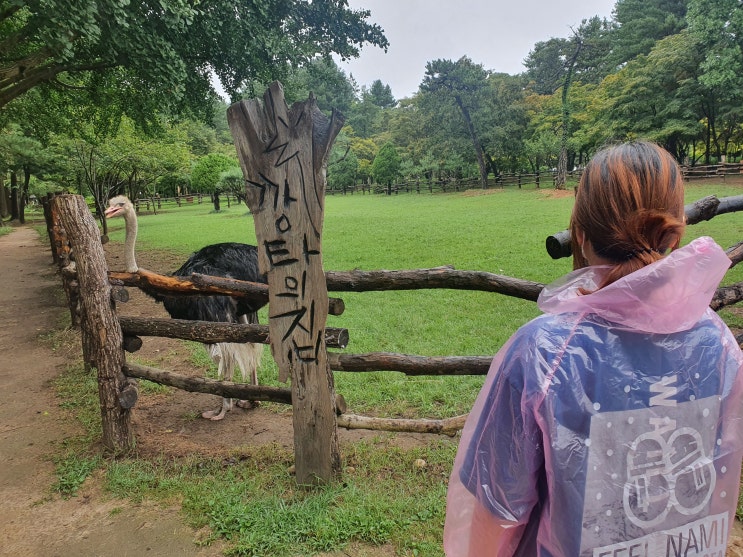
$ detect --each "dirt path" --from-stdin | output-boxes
[0,227,222,557]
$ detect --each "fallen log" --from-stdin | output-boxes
[326,266,544,302]
[109,269,345,316]
[118,316,349,349]
[124,362,292,403]
[726,241,743,269]
[328,352,492,375]
[545,195,743,259]
[125,362,461,435]
[336,413,468,437]
[109,267,267,304]
[123,363,347,413]
[711,282,743,311]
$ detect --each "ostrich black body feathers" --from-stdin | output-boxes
[161,242,267,324]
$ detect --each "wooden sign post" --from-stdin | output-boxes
[227,82,344,484]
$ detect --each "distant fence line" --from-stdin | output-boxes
[328,169,586,196]
[329,162,743,196]
[92,163,743,213]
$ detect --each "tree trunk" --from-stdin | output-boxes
[0,172,8,220]
[228,82,344,485]
[325,266,543,301]
[455,95,488,189]
[337,413,467,437]
[118,316,349,350]
[19,165,31,224]
[9,172,18,220]
[555,37,583,190]
[53,194,132,453]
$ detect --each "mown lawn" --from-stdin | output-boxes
[53,181,743,556]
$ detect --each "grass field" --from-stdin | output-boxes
[54,181,743,556]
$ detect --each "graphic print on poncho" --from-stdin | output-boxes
[581,377,727,557]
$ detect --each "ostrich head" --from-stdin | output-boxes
[105,195,139,273]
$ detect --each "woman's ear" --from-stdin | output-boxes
[574,228,585,247]
[574,228,586,258]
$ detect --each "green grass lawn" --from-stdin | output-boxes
[58,181,743,556]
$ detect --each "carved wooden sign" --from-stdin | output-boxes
[227,82,344,483]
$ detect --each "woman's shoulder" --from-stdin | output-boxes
[509,312,583,351]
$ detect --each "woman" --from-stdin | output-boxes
[444,141,743,556]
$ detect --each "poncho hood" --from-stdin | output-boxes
[537,236,730,334]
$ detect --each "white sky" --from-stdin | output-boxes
[338,0,617,99]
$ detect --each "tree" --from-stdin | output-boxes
[482,73,528,174]
[524,18,616,188]
[347,91,383,138]
[60,117,192,232]
[687,0,743,161]
[597,32,704,162]
[371,142,401,194]
[0,125,44,222]
[328,148,359,192]
[687,0,743,88]
[191,153,237,211]
[555,32,584,189]
[283,57,356,115]
[0,1,387,127]
[420,57,491,188]
[610,0,688,66]
[217,166,246,203]
[348,133,378,185]
[524,38,571,95]
[368,79,396,108]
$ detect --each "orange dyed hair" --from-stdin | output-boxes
[570,141,686,289]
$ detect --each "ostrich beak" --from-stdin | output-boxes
[105,206,123,218]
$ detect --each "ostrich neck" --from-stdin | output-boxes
[123,210,139,273]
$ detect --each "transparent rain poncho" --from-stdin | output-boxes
[444,237,743,556]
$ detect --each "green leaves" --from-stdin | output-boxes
[371,141,400,188]
[0,0,387,129]
[191,152,237,194]
[687,0,743,91]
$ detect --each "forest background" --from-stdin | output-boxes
[0,0,741,226]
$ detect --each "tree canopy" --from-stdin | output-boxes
[0,0,388,126]
[4,0,743,215]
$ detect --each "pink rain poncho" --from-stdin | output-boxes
[444,236,743,556]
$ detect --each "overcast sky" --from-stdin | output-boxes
[337,0,617,100]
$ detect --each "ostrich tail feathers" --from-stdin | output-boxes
[209,342,263,384]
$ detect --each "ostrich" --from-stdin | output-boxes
[105,195,267,421]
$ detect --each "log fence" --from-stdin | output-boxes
[42,85,743,482]
[59,164,741,211]
[46,190,743,455]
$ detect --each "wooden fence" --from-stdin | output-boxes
[334,162,743,196]
[328,169,587,195]
[41,81,743,482]
[682,162,743,180]
[45,191,743,454]
[77,163,743,213]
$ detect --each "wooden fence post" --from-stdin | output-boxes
[46,195,82,327]
[54,194,133,454]
[227,82,344,484]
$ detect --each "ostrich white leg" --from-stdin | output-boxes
[201,344,233,421]
[235,342,263,410]
[234,314,263,410]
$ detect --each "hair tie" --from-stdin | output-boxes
[624,247,659,260]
